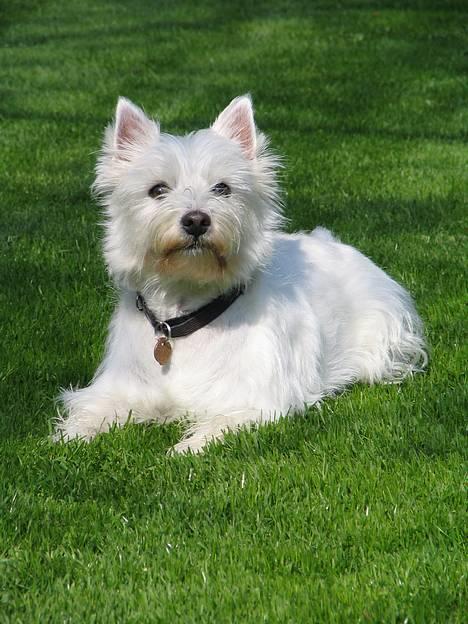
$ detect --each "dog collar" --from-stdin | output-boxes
[136,286,245,365]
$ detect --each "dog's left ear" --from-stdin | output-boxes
[212,95,257,159]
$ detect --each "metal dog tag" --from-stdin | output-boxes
[154,336,172,365]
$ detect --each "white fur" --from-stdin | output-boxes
[56,95,427,453]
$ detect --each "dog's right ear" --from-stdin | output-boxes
[94,98,159,195]
[112,97,159,158]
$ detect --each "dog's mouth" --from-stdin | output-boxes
[162,239,227,270]
[184,241,206,253]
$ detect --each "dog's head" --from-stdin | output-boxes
[94,96,283,294]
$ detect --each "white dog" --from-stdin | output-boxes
[56,95,427,453]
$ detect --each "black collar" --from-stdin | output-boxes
[136,285,245,339]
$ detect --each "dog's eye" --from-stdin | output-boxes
[149,183,169,199]
[211,182,231,196]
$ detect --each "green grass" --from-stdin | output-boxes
[1,0,466,621]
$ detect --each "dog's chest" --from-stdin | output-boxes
[141,299,271,410]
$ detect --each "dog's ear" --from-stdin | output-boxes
[212,95,257,159]
[94,98,159,195]
[113,97,159,157]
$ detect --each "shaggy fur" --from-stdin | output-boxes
[56,95,427,452]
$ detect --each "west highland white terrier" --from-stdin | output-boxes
[56,95,427,453]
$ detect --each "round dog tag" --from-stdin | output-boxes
[154,336,172,365]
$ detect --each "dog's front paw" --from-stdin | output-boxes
[53,417,107,443]
[170,432,223,455]
[171,437,207,455]
[56,388,135,443]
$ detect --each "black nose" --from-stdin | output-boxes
[181,210,211,238]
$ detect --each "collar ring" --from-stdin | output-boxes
[157,321,172,339]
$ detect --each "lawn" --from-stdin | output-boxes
[0,0,466,622]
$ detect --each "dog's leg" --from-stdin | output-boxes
[55,380,162,442]
[171,408,274,454]
[55,386,132,441]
